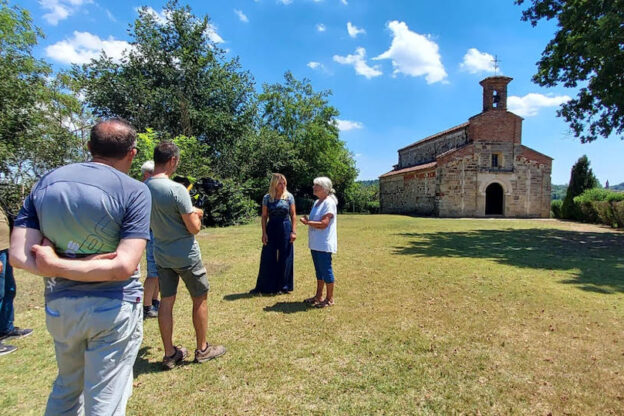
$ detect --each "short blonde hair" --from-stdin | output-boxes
[268,173,289,201]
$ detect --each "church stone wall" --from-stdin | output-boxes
[379,168,437,214]
[398,128,468,168]
[436,147,479,217]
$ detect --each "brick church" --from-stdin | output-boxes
[379,76,552,217]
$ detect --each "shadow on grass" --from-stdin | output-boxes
[223,291,291,301]
[133,346,194,377]
[393,228,624,294]
[263,301,311,314]
[223,292,256,301]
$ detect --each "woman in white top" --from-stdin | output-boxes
[300,177,337,308]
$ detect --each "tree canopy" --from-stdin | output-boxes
[0,1,84,212]
[516,0,624,142]
[74,0,256,173]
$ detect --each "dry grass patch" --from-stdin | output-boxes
[2,215,624,415]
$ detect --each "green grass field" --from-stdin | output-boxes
[3,215,624,415]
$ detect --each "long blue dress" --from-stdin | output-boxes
[253,193,294,293]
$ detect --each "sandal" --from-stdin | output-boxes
[315,299,334,308]
[304,296,322,305]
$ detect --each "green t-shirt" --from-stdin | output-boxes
[146,177,201,268]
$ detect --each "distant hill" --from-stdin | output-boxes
[551,184,567,200]
[610,182,624,191]
[358,180,379,188]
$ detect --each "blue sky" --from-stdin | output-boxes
[14,0,623,185]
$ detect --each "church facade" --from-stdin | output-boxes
[379,76,552,218]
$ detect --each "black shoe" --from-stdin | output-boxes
[0,342,17,356]
[0,327,33,341]
[249,288,260,294]
[151,299,160,312]
[143,306,158,319]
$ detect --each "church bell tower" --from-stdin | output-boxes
[480,76,513,112]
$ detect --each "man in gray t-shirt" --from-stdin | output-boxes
[11,119,150,415]
[146,141,225,369]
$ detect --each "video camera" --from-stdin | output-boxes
[172,176,223,221]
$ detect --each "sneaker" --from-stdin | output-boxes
[194,343,226,363]
[151,299,160,312]
[162,346,187,370]
[0,342,17,356]
[143,305,158,319]
[0,327,33,341]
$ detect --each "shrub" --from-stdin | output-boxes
[551,200,563,218]
[571,189,624,228]
[202,179,258,227]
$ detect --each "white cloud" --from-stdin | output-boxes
[460,48,497,74]
[508,93,571,117]
[278,0,293,4]
[45,31,130,65]
[204,24,224,43]
[347,22,365,38]
[40,0,92,25]
[374,20,447,84]
[139,6,168,24]
[307,61,322,69]
[336,119,363,131]
[333,47,382,79]
[341,0,348,4]
[234,9,249,23]
[316,23,326,32]
[105,9,116,22]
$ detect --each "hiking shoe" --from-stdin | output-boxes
[0,327,33,341]
[0,342,17,356]
[194,344,226,363]
[162,346,188,370]
[151,299,160,312]
[143,305,158,319]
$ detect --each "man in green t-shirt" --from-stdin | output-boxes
[146,141,225,369]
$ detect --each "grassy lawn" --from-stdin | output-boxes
[2,215,624,415]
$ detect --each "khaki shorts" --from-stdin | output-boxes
[157,259,210,298]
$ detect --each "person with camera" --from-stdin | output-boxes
[251,173,296,294]
[146,141,225,369]
[300,177,338,308]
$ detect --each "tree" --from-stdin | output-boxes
[255,72,358,207]
[516,0,624,142]
[562,155,599,219]
[74,0,256,176]
[0,1,84,213]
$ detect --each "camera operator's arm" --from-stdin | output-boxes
[181,208,203,235]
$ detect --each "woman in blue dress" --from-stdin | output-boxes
[251,173,297,294]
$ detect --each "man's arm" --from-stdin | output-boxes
[181,208,203,235]
[9,227,43,275]
[31,238,146,282]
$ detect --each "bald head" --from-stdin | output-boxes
[89,118,137,160]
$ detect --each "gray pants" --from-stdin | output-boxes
[44,297,143,416]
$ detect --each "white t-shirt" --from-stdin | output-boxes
[308,198,337,253]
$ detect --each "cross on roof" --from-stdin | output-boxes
[492,55,501,75]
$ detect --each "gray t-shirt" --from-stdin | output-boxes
[14,162,151,303]
[146,177,201,268]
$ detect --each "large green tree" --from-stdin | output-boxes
[250,72,358,207]
[516,0,624,142]
[0,1,83,212]
[562,154,599,219]
[74,0,256,176]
